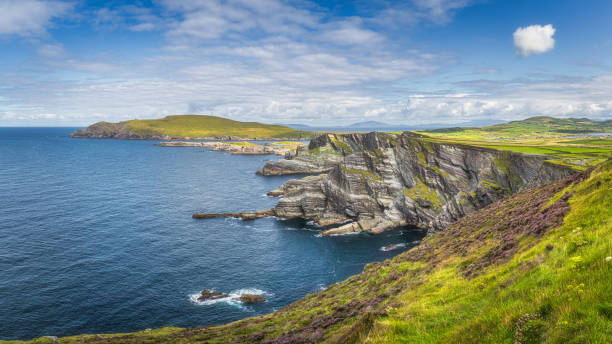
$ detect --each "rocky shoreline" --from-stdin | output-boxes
[157,141,305,156]
[193,132,577,236]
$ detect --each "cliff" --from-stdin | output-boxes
[260,132,576,234]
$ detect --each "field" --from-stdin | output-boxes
[418,116,612,140]
[422,136,612,170]
[414,117,612,170]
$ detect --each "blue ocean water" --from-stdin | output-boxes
[0,127,424,340]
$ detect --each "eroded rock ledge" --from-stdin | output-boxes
[157,141,304,156]
[196,132,577,235]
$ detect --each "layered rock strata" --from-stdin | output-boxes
[258,132,576,235]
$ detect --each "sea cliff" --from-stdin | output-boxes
[256,132,576,234]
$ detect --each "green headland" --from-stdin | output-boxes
[70,115,312,140]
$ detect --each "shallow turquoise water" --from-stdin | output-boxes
[0,127,424,340]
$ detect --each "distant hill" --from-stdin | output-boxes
[283,119,505,133]
[70,115,311,140]
[419,116,612,140]
[347,120,390,128]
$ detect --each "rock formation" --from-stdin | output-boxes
[239,294,266,303]
[256,132,576,235]
[158,141,303,156]
[197,290,229,302]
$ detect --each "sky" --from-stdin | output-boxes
[1,0,612,126]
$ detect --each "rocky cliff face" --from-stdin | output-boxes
[70,122,170,139]
[263,132,576,234]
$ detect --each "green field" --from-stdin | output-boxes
[421,136,612,170]
[414,117,612,170]
[419,116,612,140]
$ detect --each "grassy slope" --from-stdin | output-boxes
[14,160,611,343]
[419,116,612,140]
[96,115,309,139]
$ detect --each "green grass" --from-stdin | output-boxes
[126,115,310,138]
[342,167,384,182]
[404,178,442,210]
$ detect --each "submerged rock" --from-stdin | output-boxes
[239,294,266,303]
[197,289,229,302]
[192,209,275,220]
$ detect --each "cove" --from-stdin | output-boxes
[0,127,424,340]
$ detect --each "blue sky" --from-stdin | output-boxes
[1,0,611,126]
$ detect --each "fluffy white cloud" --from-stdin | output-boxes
[513,24,556,57]
[0,0,70,36]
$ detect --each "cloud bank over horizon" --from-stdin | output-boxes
[0,0,611,126]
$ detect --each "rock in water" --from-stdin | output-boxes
[197,289,229,302]
[239,294,266,303]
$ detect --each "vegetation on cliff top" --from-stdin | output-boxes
[72,115,311,139]
[13,160,611,343]
[421,135,612,171]
[418,116,612,140]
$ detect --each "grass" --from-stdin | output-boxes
[404,178,442,210]
[342,167,384,182]
[414,117,612,170]
[420,136,612,170]
[419,116,612,140]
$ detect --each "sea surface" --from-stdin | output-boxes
[0,127,424,340]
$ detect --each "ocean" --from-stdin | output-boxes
[0,127,423,340]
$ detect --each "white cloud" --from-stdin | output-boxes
[319,20,384,45]
[513,24,556,57]
[0,0,70,36]
[37,43,64,57]
[129,22,155,32]
[163,0,319,41]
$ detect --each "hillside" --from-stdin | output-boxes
[69,115,311,140]
[419,116,612,140]
[13,159,611,343]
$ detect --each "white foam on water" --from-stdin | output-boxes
[328,231,362,237]
[379,243,407,252]
[189,288,270,309]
